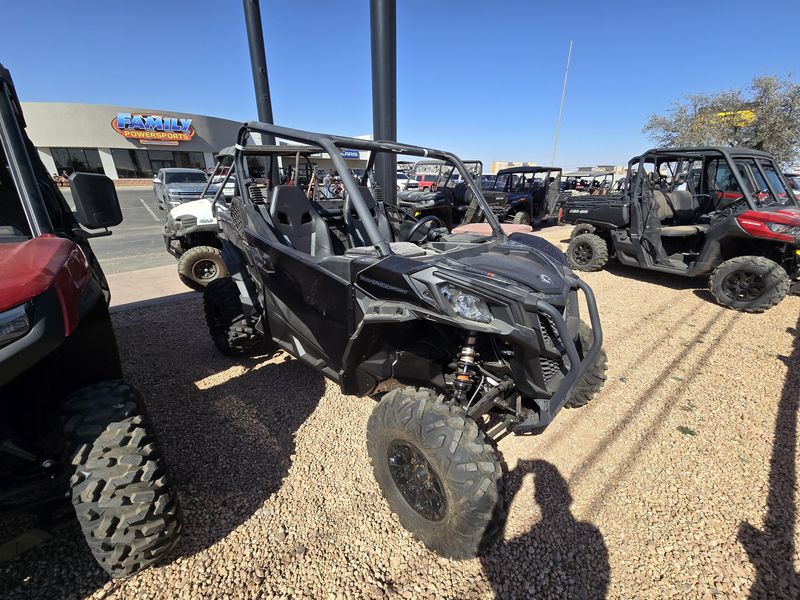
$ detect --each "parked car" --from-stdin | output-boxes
[396,172,418,191]
[561,146,800,312]
[0,63,181,577]
[415,173,438,191]
[202,122,606,559]
[153,168,218,210]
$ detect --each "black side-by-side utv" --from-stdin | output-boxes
[0,64,181,577]
[561,147,800,312]
[202,122,608,558]
[482,166,563,226]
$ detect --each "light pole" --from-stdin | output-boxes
[243,0,279,183]
[550,40,573,168]
[370,0,397,205]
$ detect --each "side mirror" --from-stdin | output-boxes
[152,175,159,183]
[69,173,123,229]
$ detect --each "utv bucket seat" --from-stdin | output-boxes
[269,185,334,257]
[345,186,394,247]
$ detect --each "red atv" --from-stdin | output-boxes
[0,64,181,577]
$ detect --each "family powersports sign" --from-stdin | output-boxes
[112,113,196,146]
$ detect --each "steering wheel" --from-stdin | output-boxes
[405,215,445,243]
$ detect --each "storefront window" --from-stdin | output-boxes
[111,149,153,178]
[111,149,206,178]
[50,147,104,175]
[146,150,205,171]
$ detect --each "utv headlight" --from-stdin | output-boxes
[765,222,800,237]
[0,304,30,347]
[439,285,493,323]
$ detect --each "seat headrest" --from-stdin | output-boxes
[269,185,315,228]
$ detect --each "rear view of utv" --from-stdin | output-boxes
[562,147,800,312]
[203,122,607,558]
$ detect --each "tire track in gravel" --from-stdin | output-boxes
[557,302,726,486]
[507,295,711,459]
[575,309,741,517]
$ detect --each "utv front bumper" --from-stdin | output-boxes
[162,223,219,258]
[511,276,603,434]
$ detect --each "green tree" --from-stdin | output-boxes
[643,76,800,165]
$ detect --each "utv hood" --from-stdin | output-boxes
[448,235,569,295]
[168,198,215,221]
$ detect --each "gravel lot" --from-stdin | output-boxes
[2,226,799,599]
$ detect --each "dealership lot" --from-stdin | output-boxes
[2,226,797,600]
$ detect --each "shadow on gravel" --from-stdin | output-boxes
[737,318,800,599]
[691,288,717,304]
[162,354,325,561]
[481,460,609,599]
[604,261,702,292]
[0,299,325,599]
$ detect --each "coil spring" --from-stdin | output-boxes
[453,333,478,403]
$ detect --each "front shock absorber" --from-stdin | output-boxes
[453,332,478,403]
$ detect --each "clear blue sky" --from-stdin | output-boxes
[2,0,798,169]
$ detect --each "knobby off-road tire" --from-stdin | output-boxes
[565,321,608,408]
[566,233,609,272]
[512,211,531,225]
[177,245,228,291]
[203,277,271,356]
[367,388,503,559]
[62,381,181,578]
[570,223,596,239]
[709,255,789,313]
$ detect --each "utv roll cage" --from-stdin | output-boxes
[0,66,54,238]
[231,122,507,257]
[623,146,798,210]
[409,159,483,186]
[562,170,615,191]
[495,166,561,176]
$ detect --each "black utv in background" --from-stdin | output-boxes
[482,166,563,226]
[0,65,181,577]
[561,147,800,313]
[202,122,607,559]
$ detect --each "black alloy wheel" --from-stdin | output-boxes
[709,255,789,313]
[720,270,766,301]
[572,241,593,266]
[387,440,447,522]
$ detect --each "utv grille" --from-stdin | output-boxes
[539,313,567,384]
[230,198,245,232]
[540,356,563,383]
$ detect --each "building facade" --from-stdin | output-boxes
[22,102,244,180]
[490,160,537,173]
[22,102,371,182]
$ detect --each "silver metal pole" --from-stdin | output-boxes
[550,40,573,167]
